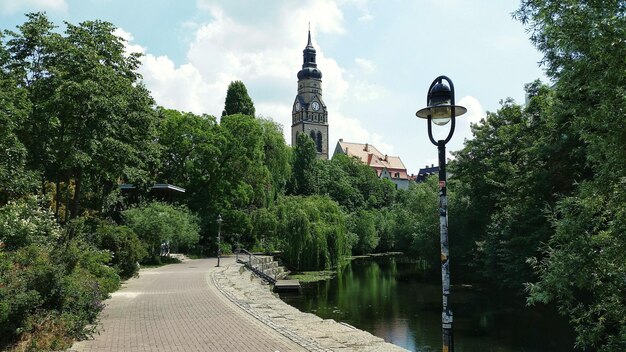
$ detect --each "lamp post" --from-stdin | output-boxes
[416,75,466,352]
[216,214,222,267]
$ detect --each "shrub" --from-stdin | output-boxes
[0,198,119,350]
[123,202,200,261]
[94,223,146,279]
[0,197,60,250]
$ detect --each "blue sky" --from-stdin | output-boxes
[1,0,548,173]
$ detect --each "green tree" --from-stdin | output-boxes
[390,179,439,269]
[222,80,255,117]
[5,14,160,220]
[4,13,59,199]
[123,202,200,260]
[290,132,317,196]
[0,34,36,203]
[276,195,350,270]
[515,2,626,350]
[259,118,291,204]
[348,209,379,255]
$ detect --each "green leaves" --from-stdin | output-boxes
[222,80,255,117]
[123,202,200,259]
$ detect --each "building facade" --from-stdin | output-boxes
[291,30,329,159]
[333,140,411,190]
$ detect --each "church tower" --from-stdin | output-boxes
[291,30,329,159]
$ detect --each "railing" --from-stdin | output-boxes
[238,248,277,284]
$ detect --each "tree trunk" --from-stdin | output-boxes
[41,175,46,196]
[71,169,82,219]
[55,175,60,222]
[64,174,71,223]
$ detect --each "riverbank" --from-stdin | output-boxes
[212,259,408,352]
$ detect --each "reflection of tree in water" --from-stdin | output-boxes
[281,256,574,352]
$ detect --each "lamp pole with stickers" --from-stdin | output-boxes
[415,75,467,352]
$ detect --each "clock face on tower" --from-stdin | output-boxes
[311,101,320,111]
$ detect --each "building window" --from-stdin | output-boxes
[316,131,323,153]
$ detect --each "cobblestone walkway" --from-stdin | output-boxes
[71,257,306,352]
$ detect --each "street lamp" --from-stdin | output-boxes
[416,75,466,352]
[216,214,222,267]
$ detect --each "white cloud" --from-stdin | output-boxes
[0,0,67,15]
[354,58,375,73]
[351,80,385,102]
[458,95,486,126]
[118,1,396,157]
[329,110,393,155]
[113,28,146,57]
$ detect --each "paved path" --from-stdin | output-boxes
[71,257,305,352]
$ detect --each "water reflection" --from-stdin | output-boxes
[279,256,574,352]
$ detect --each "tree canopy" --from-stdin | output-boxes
[222,80,255,117]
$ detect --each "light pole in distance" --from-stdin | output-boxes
[415,75,466,352]
[216,214,222,267]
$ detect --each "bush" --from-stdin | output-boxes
[0,198,119,350]
[0,197,60,250]
[94,223,146,279]
[123,202,200,261]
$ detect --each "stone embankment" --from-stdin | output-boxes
[212,260,408,352]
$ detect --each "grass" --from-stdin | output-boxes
[288,270,335,283]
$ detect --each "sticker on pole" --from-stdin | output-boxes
[439,181,446,188]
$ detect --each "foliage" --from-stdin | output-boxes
[222,80,255,117]
[0,198,119,350]
[123,202,200,260]
[0,197,60,250]
[0,35,36,204]
[526,180,626,351]
[275,196,350,271]
[4,13,160,220]
[514,1,626,350]
[94,222,146,279]
[348,209,379,255]
[290,132,317,196]
[390,179,440,269]
[259,118,291,204]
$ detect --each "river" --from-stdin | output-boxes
[278,255,575,352]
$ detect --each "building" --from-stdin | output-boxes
[333,140,411,190]
[414,165,439,182]
[291,30,329,159]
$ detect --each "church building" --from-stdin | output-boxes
[291,30,329,159]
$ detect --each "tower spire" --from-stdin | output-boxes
[307,23,312,47]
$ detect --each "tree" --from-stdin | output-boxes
[348,209,379,255]
[275,195,350,271]
[515,2,626,350]
[222,80,255,117]
[123,202,200,260]
[0,34,36,203]
[259,118,291,204]
[4,12,59,201]
[290,132,317,196]
[5,14,160,220]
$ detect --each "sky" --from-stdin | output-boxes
[0,0,548,174]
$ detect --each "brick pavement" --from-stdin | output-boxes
[71,257,306,352]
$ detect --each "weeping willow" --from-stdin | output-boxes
[276,196,350,271]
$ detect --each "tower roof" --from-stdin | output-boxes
[298,29,322,80]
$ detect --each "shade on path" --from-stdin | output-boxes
[71,257,305,352]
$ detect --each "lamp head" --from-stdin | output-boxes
[416,80,467,126]
[217,214,222,223]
